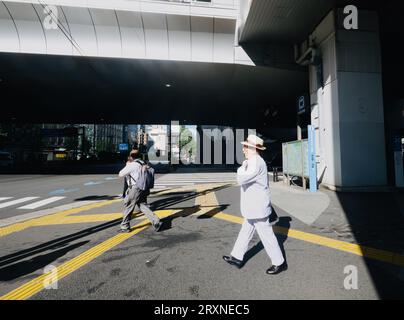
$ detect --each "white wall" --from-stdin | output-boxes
[2,0,239,19]
[336,14,387,186]
[309,11,341,187]
[309,9,387,189]
[0,1,238,63]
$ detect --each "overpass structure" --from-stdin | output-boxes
[0,0,244,63]
[0,0,403,190]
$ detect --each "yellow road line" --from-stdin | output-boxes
[212,212,404,267]
[273,226,404,267]
[0,209,179,300]
[47,210,173,225]
[54,213,124,224]
[2,182,403,300]
[0,199,121,238]
[194,187,222,216]
[213,212,244,224]
[0,221,149,300]
[0,183,228,237]
[191,187,404,267]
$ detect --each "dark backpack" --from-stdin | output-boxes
[134,160,155,191]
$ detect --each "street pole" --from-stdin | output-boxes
[308,125,317,192]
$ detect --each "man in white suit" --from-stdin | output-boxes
[223,135,287,275]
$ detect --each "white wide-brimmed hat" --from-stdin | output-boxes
[241,134,266,151]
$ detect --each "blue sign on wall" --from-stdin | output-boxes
[297,95,307,115]
[119,144,129,151]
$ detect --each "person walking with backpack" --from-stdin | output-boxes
[122,145,139,198]
[118,150,163,233]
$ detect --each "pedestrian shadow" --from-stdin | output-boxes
[197,204,230,219]
[158,205,203,232]
[150,192,197,211]
[0,241,89,281]
[149,184,232,212]
[242,212,291,267]
[274,215,292,264]
[74,195,118,201]
[0,184,233,283]
[0,219,122,277]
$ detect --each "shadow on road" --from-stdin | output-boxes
[150,184,232,211]
[0,241,89,281]
[74,195,119,201]
[0,183,234,283]
[0,219,122,281]
[197,204,230,220]
[335,191,404,299]
[159,206,203,232]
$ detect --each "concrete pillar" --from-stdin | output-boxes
[308,9,387,190]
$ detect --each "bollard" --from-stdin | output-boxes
[273,167,279,182]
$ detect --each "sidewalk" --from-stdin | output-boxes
[268,178,404,254]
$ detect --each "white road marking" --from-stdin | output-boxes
[17,197,66,210]
[152,173,237,190]
[0,200,102,227]
[84,181,104,186]
[155,182,195,186]
[0,197,40,209]
[0,197,13,202]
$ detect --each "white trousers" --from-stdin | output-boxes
[231,217,285,266]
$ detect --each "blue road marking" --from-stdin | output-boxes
[84,181,104,186]
[49,188,80,195]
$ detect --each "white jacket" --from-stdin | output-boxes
[237,154,271,220]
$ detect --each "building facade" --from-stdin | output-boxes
[0,0,402,188]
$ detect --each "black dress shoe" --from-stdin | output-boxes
[266,262,288,275]
[223,256,243,269]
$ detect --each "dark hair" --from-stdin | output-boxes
[130,149,140,160]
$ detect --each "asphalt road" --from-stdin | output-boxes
[0,174,403,300]
[0,174,155,220]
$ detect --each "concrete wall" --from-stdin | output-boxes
[309,9,387,189]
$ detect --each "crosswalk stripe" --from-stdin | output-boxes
[155,182,235,185]
[155,182,195,185]
[17,197,66,210]
[156,179,236,181]
[155,182,235,184]
[163,178,236,179]
[153,173,237,188]
[0,197,13,202]
[0,197,40,209]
